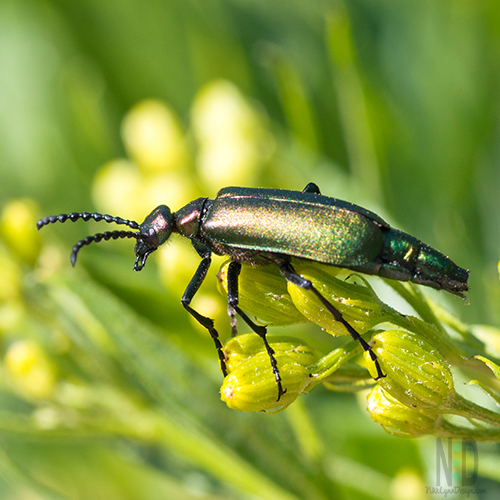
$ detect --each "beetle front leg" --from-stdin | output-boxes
[226,261,286,401]
[181,254,228,376]
[277,261,385,380]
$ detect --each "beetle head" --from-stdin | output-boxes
[37,205,174,270]
[134,205,173,271]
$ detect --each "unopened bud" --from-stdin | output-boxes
[288,262,391,336]
[1,199,41,266]
[5,340,56,399]
[365,330,455,412]
[121,99,188,174]
[217,261,305,326]
[220,334,319,411]
[366,385,438,437]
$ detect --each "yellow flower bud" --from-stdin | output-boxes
[287,262,390,336]
[217,261,305,326]
[367,385,438,437]
[92,160,196,223]
[5,341,56,399]
[221,334,319,412]
[121,99,189,174]
[92,159,143,220]
[191,80,273,190]
[365,330,455,412]
[0,199,41,266]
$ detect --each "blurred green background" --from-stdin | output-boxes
[1,0,500,499]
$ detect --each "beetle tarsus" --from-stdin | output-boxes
[362,340,385,379]
[183,300,228,376]
[373,368,386,381]
[259,334,286,401]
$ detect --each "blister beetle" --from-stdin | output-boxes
[37,183,469,400]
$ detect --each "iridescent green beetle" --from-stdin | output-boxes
[37,183,469,400]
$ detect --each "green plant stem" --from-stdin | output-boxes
[308,338,364,388]
[384,281,445,332]
[442,393,500,428]
[438,419,500,442]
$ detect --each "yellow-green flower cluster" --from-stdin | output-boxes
[92,81,271,223]
[92,100,193,222]
[218,260,392,335]
[216,259,500,440]
[0,200,58,399]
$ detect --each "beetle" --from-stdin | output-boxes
[37,183,469,401]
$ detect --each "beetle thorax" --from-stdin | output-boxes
[174,197,207,238]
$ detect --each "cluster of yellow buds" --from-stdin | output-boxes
[217,260,392,333]
[217,259,500,440]
[0,200,58,399]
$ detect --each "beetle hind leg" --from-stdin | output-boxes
[227,261,287,401]
[277,261,385,381]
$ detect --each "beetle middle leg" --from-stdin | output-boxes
[277,260,385,380]
[226,261,286,401]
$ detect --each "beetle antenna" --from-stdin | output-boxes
[71,230,142,266]
[37,212,140,231]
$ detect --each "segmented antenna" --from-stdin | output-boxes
[36,212,140,230]
[36,211,143,266]
[71,230,142,266]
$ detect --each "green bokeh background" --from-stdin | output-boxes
[1,1,500,499]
